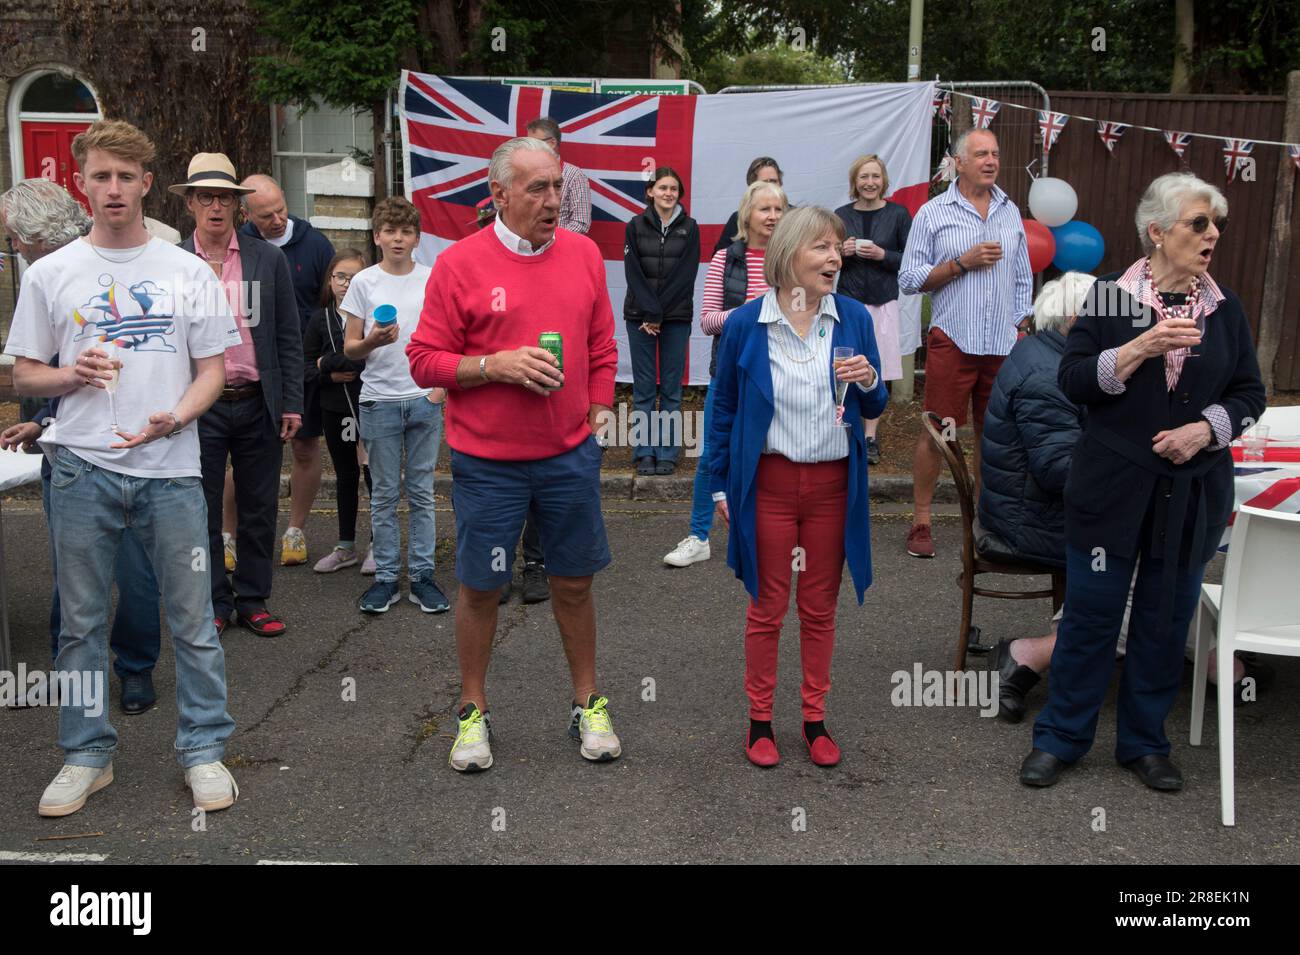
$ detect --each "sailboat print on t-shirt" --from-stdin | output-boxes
[72,272,177,353]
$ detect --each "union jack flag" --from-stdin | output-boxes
[1222,138,1255,183]
[1096,121,1128,154]
[932,89,951,123]
[1290,144,1300,172]
[970,96,1000,130]
[1163,130,1191,160]
[400,73,694,260]
[1036,110,1068,152]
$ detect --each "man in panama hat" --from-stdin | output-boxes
[176,152,304,639]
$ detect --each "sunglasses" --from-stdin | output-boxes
[1175,214,1227,234]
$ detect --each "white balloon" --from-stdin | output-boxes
[1028,177,1078,227]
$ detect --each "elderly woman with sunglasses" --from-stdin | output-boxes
[1020,172,1265,793]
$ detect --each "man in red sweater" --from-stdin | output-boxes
[407,136,621,773]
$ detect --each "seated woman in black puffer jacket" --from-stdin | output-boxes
[978,272,1096,722]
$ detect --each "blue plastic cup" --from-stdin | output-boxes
[374,304,397,326]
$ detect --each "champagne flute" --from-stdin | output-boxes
[102,339,121,434]
[833,346,854,428]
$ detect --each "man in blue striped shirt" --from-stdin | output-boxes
[898,129,1033,557]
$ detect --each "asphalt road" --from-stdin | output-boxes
[1,498,1296,864]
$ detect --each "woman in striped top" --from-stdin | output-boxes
[708,206,886,769]
[662,181,787,569]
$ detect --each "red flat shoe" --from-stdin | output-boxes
[240,610,287,638]
[745,729,780,768]
[803,728,841,767]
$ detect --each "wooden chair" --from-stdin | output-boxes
[921,411,1065,671]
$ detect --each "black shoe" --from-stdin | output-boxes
[654,459,677,475]
[1019,748,1068,787]
[1123,753,1184,792]
[991,639,1041,724]
[522,562,550,604]
[866,437,882,466]
[636,456,655,476]
[120,672,156,716]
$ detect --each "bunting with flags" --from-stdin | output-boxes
[932,89,951,123]
[1163,130,1191,159]
[1037,110,1068,153]
[970,96,1000,129]
[1096,121,1128,154]
[1222,138,1255,183]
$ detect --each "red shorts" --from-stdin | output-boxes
[922,326,1006,429]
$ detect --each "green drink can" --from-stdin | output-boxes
[539,332,563,374]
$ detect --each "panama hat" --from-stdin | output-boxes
[167,153,255,197]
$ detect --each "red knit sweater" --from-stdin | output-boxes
[407,227,617,460]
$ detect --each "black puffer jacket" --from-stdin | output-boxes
[977,329,1084,568]
[623,204,700,323]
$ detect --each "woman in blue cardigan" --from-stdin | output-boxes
[709,206,886,769]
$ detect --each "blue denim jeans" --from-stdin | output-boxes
[48,447,234,769]
[43,474,162,678]
[689,387,715,541]
[1033,543,1205,765]
[359,397,440,583]
[626,320,691,463]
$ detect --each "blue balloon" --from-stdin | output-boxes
[1049,220,1105,272]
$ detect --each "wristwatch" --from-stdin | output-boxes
[164,412,183,438]
[954,258,968,274]
[479,356,489,382]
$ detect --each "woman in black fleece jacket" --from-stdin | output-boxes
[303,248,373,573]
[623,166,701,476]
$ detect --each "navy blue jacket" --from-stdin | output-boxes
[708,293,887,603]
[240,216,335,333]
[978,329,1082,567]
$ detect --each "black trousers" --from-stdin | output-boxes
[522,513,543,565]
[322,407,372,544]
[199,394,281,619]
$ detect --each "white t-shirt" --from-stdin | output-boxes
[264,218,294,248]
[4,237,240,478]
[339,262,432,401]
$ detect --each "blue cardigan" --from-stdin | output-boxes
[708,293,887,603]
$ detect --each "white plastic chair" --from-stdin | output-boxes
[1189,505,1300,826]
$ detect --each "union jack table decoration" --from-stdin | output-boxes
[1096,121,1128,154]
[1037,110,1068,153]
[970,96,1000,130]
[1222,138,1255,183]
[1163,130,1191,160]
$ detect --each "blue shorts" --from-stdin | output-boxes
[451,435,611,590]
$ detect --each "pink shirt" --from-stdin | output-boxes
[193,229,259,387]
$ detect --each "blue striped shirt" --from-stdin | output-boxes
[898,181,1033,357]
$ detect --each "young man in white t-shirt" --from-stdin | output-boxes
[342,197,448,614]
[4,120,242,818]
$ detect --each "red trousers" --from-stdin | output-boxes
[745,454,848,721]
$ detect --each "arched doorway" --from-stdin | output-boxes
[7,69,102,211]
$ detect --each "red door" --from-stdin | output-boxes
[22,121,92,212]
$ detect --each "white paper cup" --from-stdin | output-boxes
[856,238,875,257]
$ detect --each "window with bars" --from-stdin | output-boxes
[271,102,375,217]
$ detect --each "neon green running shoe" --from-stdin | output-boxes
[568,693,622,762]
[450,702,493,772]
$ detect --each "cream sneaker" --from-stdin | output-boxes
[664,535,710,567]
[39,763,113,817]
[569,694,622,762]
[185,761,239,811]
[449,703,493,772]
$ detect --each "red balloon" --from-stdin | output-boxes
[1023,218,1056,274]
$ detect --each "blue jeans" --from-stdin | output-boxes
[1033,543,1205,765]
[360,397,440,583]
[43,474,161,678]
[626,320,691,463]
[689,387,715,541]
[48,448,234,769]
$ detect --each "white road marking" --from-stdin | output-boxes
[256,860,356,865]
[0,850,107,863]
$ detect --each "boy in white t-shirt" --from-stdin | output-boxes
[3,120,241,818]
[342,197,448,614]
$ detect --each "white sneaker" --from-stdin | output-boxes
[663,535,710,567]
[185,761,239,812]
[39,763,113,817]
[449,703,493,772]
[570,695,622,762]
